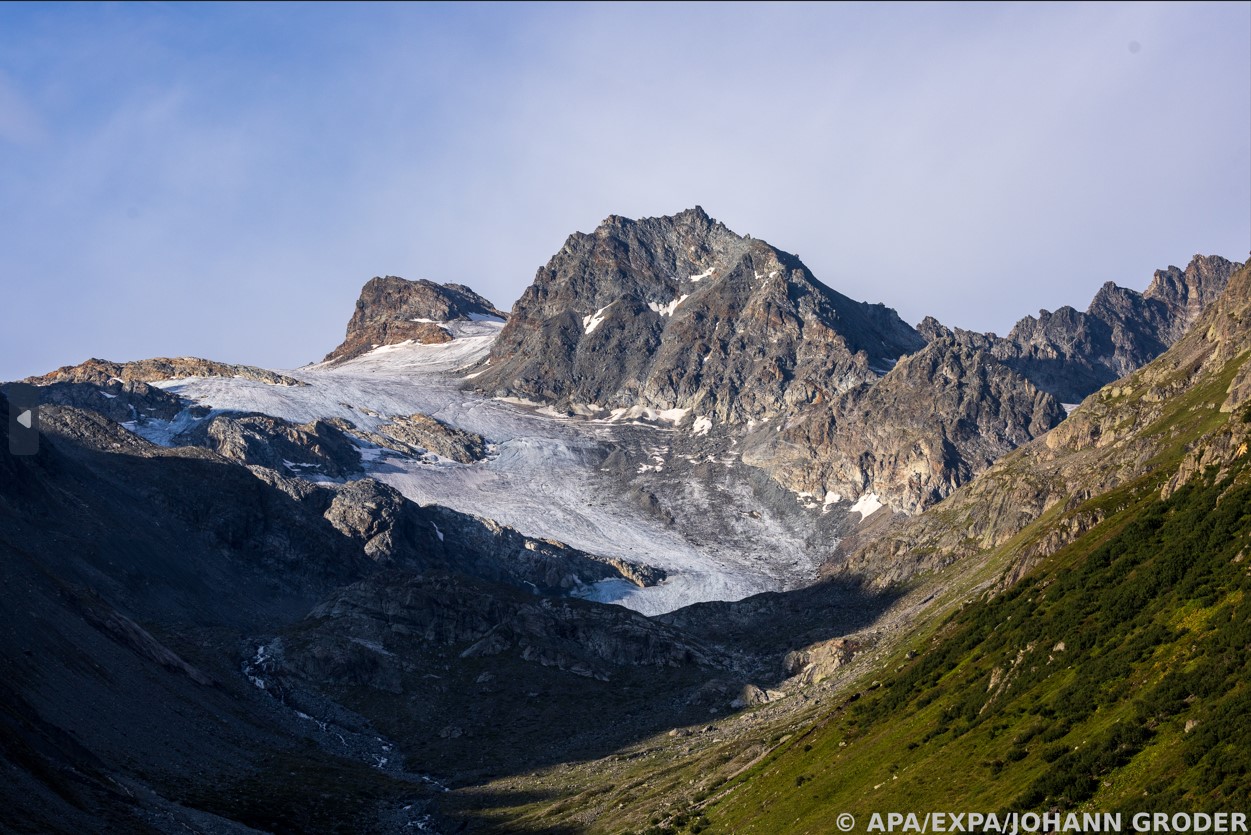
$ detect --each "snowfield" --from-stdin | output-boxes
[149,320,836,615]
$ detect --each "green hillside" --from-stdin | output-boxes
[699,410,1251,832]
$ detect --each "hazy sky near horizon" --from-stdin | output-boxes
[0,2,1247,380]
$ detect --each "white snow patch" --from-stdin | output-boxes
[692,415,712,436]
[583,304,612,335]
[467,312,505,323]
[823,491,843,506]
[850,492,884,519]
[411,317,439,323]
[648,295,689,317]
[656,407,690,423]
[769,270,780,278]
[1062,403,1080,415]
[794,490,821,510]
[368,340,417,354]
[605,405,690,425]
[98,391,118,399]
[431,521,444,542]
[496,396,545,408]
[689,267,715,282]
[350,637,395,657]
[357,445,385,463]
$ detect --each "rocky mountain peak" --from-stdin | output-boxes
[475,208,923,423]
[1143,254,1239,341]
[323,276,506,364]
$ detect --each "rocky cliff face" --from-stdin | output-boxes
[474,207,924,422]
[989,255,1240,403]
[747,334,1066,513]
[323,276,506,364]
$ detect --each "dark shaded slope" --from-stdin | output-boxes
[0,400,427,833]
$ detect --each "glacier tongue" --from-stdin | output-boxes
[154,319,833,615]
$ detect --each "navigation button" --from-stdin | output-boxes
[7,383,39,456]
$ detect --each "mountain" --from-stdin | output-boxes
[474,207,924,422]
[753,253,1239,514]
[472,210,1236,515]
[323,276,507,364]
[474,208,1072,513]
[26,356,307,387]
[0,390,683,831]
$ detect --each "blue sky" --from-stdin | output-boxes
[1,1,1247,380]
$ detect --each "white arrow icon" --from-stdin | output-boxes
[17,410,32,429]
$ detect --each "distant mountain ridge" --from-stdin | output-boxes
[981,254,1238,403]
[26,355,306,387]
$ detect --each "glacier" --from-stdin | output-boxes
[149,320,838,615]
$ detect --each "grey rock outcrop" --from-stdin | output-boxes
[297,572,709,682]
[246,472,664,596]
[374,413,489,463]
[323,276,506,364]
[173,412,364,479]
